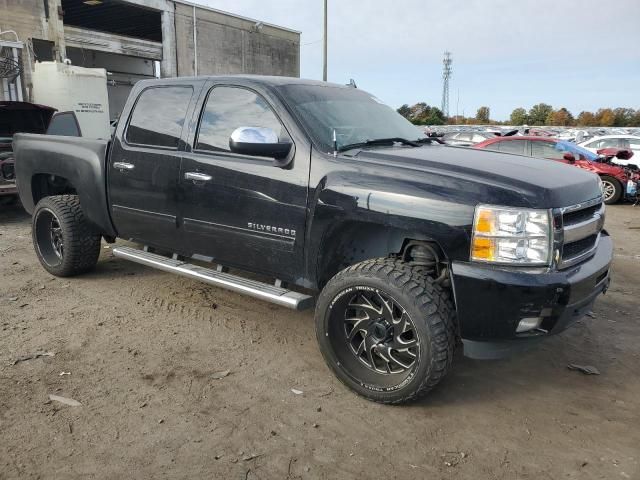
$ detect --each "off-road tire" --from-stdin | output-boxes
[315,257,456,404]
[600,175,622,205]
[32,195,101,277]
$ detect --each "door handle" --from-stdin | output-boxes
[184,172,212,182]
[113,162,135,171]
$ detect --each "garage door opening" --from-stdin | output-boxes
[61,0,162,42]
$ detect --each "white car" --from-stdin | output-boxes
[578,135,640,166]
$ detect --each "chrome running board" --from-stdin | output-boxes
[112,246,314,310]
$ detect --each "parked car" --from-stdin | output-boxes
[14,76,611,404]
[0,101,56,203]
[578,135,640,166]
[442,131,497,146]
[473,136,633,204]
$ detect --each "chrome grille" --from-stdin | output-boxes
[558,197,604,268]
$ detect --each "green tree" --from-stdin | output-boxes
[476,106,490,123]
[528,103,553,125]
[612,107,635,127]
[397,104,411,120]
[510,107,528,125]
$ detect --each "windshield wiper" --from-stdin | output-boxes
[337,137,420,152]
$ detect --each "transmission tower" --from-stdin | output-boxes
[441,51,452,117]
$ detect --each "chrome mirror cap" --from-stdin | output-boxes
[230,126,279,145]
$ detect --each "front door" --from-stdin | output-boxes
[108,85,195,251]
[179,84,309,281]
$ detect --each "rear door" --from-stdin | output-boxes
[108,85,196,251]
[179,82,310,280]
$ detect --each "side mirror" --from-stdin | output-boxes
[563,152,576,163]
[616,149,633,160]
[229,127,294,167]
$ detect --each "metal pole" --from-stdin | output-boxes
[323,0,327,81]
[193,5,198,76]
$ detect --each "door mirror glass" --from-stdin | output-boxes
[563,152,576,162]
[229,126,293,162]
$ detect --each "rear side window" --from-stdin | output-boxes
[497,140,526,155]
[196,86,285,153]
[46,112,81,137]
[126,86,193,148]
[531,141,563,159]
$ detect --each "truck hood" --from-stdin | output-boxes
[352,144,603,208]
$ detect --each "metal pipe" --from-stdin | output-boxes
[322,0,327,81]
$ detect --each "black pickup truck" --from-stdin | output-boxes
[14,76,612,404]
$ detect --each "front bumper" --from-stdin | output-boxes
[0,157,17,196]
[451,232,612,359]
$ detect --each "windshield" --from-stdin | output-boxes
[555,141,599,161]
[277,84,427,152]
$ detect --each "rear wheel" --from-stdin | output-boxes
[315,258,456,404]
[600,175,622,205]
[32,195,101,277]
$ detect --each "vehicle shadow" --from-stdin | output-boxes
[0,201,30,225]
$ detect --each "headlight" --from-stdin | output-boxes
[471,205,552,265]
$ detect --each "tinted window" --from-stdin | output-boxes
[497,139,526,155]
[196,87,285,153]
[456,133,473,142]
[531,141,563,159]
[126,86,192,148]
[47,112,81,137]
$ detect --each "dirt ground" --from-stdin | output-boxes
[1,202,639,480]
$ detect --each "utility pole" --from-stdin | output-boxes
[441,51,452,118]
[323,0,327,81]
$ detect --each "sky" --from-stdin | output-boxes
[199,0,640,121]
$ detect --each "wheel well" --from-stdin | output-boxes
[316,222,449,288]
[31,174,77,205]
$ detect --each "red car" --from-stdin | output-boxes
[473,136,632,204]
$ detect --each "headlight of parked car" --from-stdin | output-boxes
[471,205,552,265]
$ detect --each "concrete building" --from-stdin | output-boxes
[0,0,300,119]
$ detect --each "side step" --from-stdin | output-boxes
[112,246,315,310]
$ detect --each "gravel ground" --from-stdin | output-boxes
[1,203,639,479]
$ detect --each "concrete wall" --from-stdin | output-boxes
[0,0,49,100]
[174,3,300,78]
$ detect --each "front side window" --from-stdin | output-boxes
[196,86,285,153]
[126,86,193,148]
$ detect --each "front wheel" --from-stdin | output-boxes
[32,195,101,277]
[315,258,456,404]
[600,175,622,205]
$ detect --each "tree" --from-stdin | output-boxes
[528,103,553,125]
[510,107,528,125]
[397,104,411,120]
[595,108,615,127]
[476,106,490,123]
[546,107,574,126]
[576,111,596,127]
[612,107,634,127]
